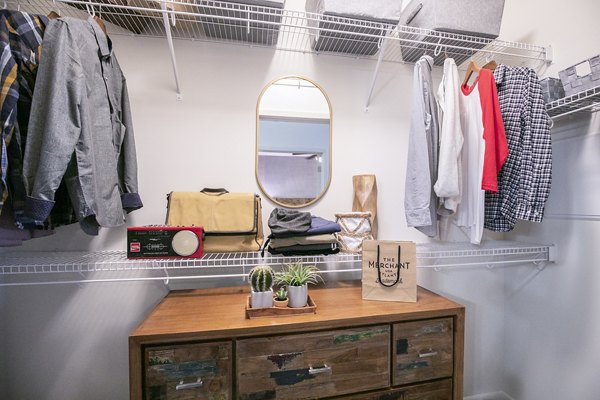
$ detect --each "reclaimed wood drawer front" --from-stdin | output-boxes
[392,318,453,386]
[338,378,453,399]
[144,341,232,400]
[236,325,390,399]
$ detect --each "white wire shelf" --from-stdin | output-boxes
[546,85,600,119]
[15,0,550,70]
[0,241,556,286]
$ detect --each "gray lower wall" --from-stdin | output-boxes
[3,282,167,400]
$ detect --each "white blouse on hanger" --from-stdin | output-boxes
[434,58,464,215]
[455,76,486,245]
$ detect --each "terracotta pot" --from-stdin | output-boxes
[273,298,289,308]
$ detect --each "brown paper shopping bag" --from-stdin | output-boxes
[362,240,417,302]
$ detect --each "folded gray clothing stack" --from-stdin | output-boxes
[268,208,312,236]
[266,208,341,256]
[270,234,337,247]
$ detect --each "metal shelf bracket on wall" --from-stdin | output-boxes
[161,1,183,100]
[364,31,391,111]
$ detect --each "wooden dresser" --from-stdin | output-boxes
[129,283,464,400]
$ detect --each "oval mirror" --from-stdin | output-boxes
[256,76,332,208]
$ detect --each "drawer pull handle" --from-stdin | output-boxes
[419,351,438,358]
[308,364,332,375]
[176,378,203,390]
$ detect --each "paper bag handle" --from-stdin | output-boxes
[200,188,229,196]
[376,244,401,287]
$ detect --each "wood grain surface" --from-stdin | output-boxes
[392,318,454,385]
[129,283,464,400]
[339,378,452,399]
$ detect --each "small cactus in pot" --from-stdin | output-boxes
[249,265,274,309]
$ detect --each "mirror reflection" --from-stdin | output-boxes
[256,77,332,208]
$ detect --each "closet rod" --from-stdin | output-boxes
[0,255,553,286]
[0,268,362,287]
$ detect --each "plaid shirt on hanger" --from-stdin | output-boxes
[0,10,47,221]
[0,10,76,229]
[485,65,553,231]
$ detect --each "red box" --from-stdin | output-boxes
[127,226,204,259]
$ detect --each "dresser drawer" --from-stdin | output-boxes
[338,378,453,399]
[144,341,232,400]
[237,325,390,399]
[392,318,453,386]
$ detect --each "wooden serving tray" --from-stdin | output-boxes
[245,295,317,319]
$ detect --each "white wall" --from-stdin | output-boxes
[2,33,425,400]
[2,0,599,399]
[0,34,504,399]
[498,0,600,399]
[502,116,600,399]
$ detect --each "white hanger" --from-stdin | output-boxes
[86,1,96,17]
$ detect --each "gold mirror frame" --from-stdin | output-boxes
[255,76,332,209]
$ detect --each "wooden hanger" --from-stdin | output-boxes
[462,60,480,86]
[94,15,107,35]
[85,3,108,35]
[47,11,60,19]
[483,59,498,71]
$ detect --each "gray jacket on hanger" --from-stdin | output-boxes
[23,16,142,234]
[404,55,439,238]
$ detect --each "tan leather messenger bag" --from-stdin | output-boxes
[166,188,264,253]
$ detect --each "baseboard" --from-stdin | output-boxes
[464,391,516,400]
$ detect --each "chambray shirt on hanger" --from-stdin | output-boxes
[23,16,142,235]
[404,55,439,238]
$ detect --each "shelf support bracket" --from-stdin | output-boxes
[160,1,183,100]
[364,31,390,112]
[545,45,554,65]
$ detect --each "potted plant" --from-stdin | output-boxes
[276,262,322,308]
[249,265,274,309]
[273,287,288,308]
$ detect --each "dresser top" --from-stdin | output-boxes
[130,283,464,344]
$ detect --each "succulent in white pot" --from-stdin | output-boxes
[249,265,275,309]
[275,262,322,308]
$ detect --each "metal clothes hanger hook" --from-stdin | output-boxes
[52,0,61,16]
[433,36,442,57]
[377,24,384,49]
[86,1,96,17]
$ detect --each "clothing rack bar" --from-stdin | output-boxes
[0,241,556,286]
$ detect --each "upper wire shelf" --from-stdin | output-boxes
[546,85,600,119]
[0,241,556,286]
[15,0,551,70]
